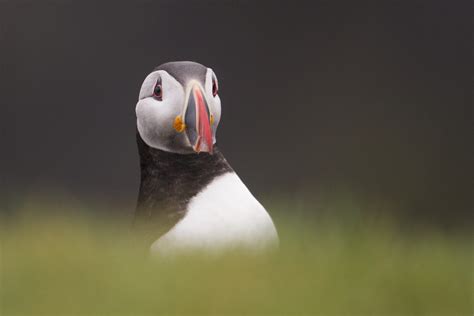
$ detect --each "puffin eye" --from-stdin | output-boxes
[212,79,218,97]
[153,78,163,101]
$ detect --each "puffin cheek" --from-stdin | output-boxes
[211,120,218,143]
[211,98,221,131]
[211,111,221,141]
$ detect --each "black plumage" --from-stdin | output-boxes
[155,61,207,86]
[134,132,232,237]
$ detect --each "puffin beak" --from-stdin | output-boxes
[184,83,213,154]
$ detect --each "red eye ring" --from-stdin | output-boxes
[212,79,218,97]
[153,83,163,101]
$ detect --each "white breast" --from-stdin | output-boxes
[150,172,279,255]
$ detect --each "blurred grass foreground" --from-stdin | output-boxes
[1,199,472,316]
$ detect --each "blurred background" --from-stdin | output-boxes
[1,0,472,228]
[1,2,472,315]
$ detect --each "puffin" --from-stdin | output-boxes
[134,61,278,255]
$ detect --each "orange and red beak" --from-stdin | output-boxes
[184,83,213,153]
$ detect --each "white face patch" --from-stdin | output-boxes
[136,70,188,152]
[136,68,222,153]
[150,172,279,256]
[205,68,221,143]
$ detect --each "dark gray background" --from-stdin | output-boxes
[1,0,471,225]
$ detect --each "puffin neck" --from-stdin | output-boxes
[135,132,233,230]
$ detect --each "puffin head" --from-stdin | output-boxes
[136,61,221,154]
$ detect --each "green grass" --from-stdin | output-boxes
[1,201,472,316]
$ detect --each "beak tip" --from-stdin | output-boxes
[192,137,213,154]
